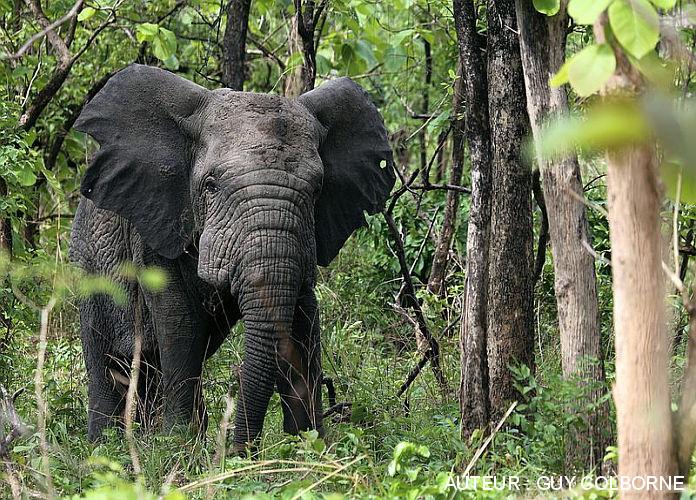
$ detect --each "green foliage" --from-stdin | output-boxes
[561,0,672,96]
[568,0,614,25]
[608,0,660,59]
[565,43,617,97]
[533,0,561,16]
[536,100,650,159]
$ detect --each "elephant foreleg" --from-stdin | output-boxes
[80,297,126,441]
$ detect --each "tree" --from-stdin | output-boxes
[514,0,608,471]
[284,0,325,96]
[484,0,534,421]
[221,0,252,90]
[596,15,677,493]
[454,0,493,436]
[543,0,696,490]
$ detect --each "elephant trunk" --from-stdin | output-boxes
[232,234,305,450]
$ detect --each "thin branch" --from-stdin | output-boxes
[248,33,286,70]
[124,290,143,474]
[13,0,82,62]
[410,183,470,194]
[18,0,123,131]
[35,298,57,498]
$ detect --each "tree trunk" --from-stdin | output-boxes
[485,0,534,421]
[454,0,493,436]
[596,17,678,494]
[514,0,609,472]
[221,0,252,91]
[284,15,305,98]
[608,145,678,495]
[285,0,317,97]
[427,62,464,297]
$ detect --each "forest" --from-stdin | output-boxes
[1,0,696,497]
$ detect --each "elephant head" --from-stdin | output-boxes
[74,64,394,447]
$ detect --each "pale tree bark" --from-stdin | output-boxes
[427,62,464,297]
[514,0,608,472]
[284,0,322,97]
[221,0,252,90]
[454,0,493,436]
[485,0,534,421]
[284,15,304,98]
[596,17,678,496]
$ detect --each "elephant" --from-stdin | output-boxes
[69,64,395,450]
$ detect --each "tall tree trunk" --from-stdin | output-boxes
[596,18,678,494]
[485,0,534,421]
[427,62,464,297]
[454,0,493,436]
[221,0,252,90]
[514,0,608,471]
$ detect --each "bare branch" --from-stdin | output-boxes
[16,0,83,63]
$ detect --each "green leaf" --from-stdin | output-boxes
[383,45,406,72]
[549,59,570,87]
[163,54,179,71]
[533,0,560,16]
[151,27,177,62]
[77,6,96,21]
[39,161,62,194]
[568,0,614,24]
[15,164,36,186]
[608,0,659,59]
[536,100,650,159]
[649,0,676,9]
[354,40,376,65]
[391,29,414,47]
[136,23,159,43]
[662,162,696,204]
[567,43,616,97]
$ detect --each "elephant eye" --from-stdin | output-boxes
[204,177,219,194]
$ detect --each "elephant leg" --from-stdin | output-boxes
[147,270,211,434]
[276,288,323,436]
[80,297,126,441]
[155,313,210,433]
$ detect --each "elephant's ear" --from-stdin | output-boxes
[75,64,210,259]
[298,77,395,266]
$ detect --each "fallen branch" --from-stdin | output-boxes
[461,401,517,476]
[397,352,430,397]
[383,211,448,396]
[322,402,351,421]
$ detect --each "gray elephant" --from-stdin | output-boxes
[69,64,394,450]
